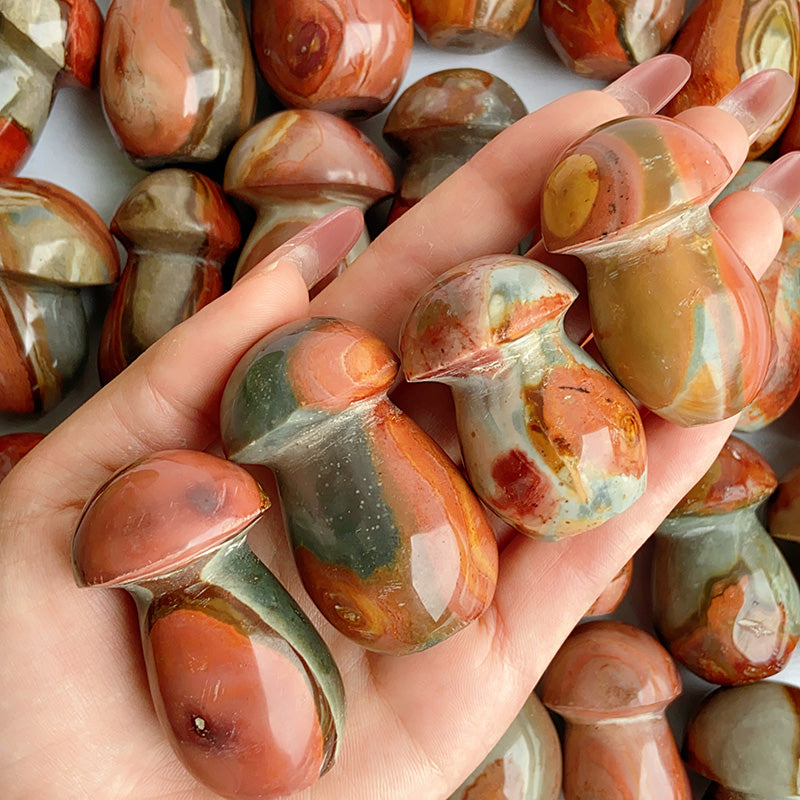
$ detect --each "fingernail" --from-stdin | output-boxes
[603,54,691,115]
[716,69,795,144]
[237,206,365,287]
[746,151,800,220]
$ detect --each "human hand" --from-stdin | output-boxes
[1,55,797,799]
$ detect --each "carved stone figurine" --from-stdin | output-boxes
[0,177,120,416]
[220,316,499,655]
[251,0,414,118]
[540,107,774,426]
[448,692,562,800]
[714,160,800,431]
[0,432,44,482]
[539,620,692,799]
[224,109,394,283]
[652,436,800,685]
[399,254,647,540]
[663,0,800,158]
[409,0,535,53]
[684,681,800,799]
[383,68,526,223]
[100,0,256,168]
[98,168,241,384]
[0,0,103,176]
[71,449,345,800]
[539,0,685,80]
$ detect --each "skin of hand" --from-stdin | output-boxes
[0,57,792,799]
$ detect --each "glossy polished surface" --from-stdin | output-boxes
[99,169,240,383]
[684,681,800,798]
[251,0,413,118]
[539,0,685,80]
[100,0,256,167]
[448,693,562,800]
[0,177,119,416]
[541,115,772,426]
[410,0,534,53]
[653,436,800,685]
[224,110,394,282]
[221,316,499,655]
[72,449,345,800]
[383,68,526,222]
[540,620,691,799]
[0,0,102,175]
[715,160,800,431]
[664,0,800,157]
[400,255,647,540]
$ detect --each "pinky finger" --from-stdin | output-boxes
[712,151,800,281]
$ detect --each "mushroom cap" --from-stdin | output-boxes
[0,177,119,285]
[668,435,777,517]
[768,463,800,542]
[111,169,241,260]
[221,317,398,464]
[399,254,578,381]
[383,68,526,155]
[541,115,731,254]
[224,110,395,205]
[683,681,800,795]
[72,449,270,588]
[539,620,682,721]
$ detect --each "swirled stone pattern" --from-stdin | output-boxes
[221,316,499,655]
[541,115,772,426]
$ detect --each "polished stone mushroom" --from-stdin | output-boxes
[383,68,526,223]
[71,448,345,800]
[224,109,394,284]
[98,168,240,383]
[539,620,691,799]
[0,177,119,416]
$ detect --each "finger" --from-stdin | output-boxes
[312,58,693,346]
[13,208,365,507]
[713,150,800,279]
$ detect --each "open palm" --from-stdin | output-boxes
[0,61,792,800]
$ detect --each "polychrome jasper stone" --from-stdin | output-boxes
[539,620,691,800]
[539,0,685,80]
[224,110,394,283]
[584,558,633,617]
[220,316,499,655]
[714,160,800,431]
[448,693,562,800]
[410,0,535,53]
[0,431,44,482]
[541,115,772,426]
[0,0,102,175]
[71,449,344,800]
[98,169,240,384]
[383,69,526,223]
[769,462,800,544]
[100,0,256,168]
[664,0,800,157]
[399,255,647,540]
[652,436,800,685]
[0,177,120,416]
[684,681,800,799]
[251,0,414,118]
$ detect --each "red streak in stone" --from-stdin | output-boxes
[0,119,31,177]
[490,448,556,526]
